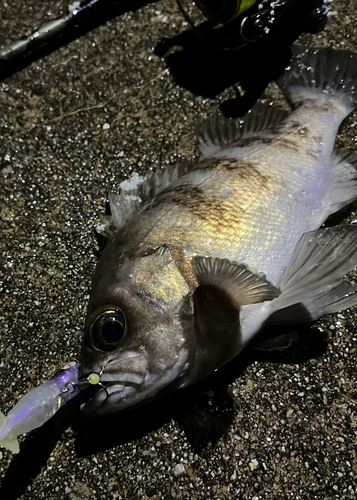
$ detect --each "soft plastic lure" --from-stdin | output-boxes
[0,363,81,453]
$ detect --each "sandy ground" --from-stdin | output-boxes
[0,0,356,499]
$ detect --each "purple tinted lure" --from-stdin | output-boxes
[0,363,80,453]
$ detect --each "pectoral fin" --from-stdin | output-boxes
[192,256,280,307]
[253,330,299,352]
[272,225,357,321]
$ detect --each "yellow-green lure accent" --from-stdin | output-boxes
[88,373,100,385]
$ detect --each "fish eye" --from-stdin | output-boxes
[86,306,126,351]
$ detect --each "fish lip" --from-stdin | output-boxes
[106,352,144,365]
[79,352,146,381]
[101,353,148,386]
[80,387,109,415]
[80,352,148,414]
[100,372,146,386]
[80,381,135,415]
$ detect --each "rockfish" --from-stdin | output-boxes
[80,47,357,416]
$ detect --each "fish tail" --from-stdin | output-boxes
[277,46,357,115]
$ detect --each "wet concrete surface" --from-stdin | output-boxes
[0,0,357,498]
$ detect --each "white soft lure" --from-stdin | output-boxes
[0,363,80,453]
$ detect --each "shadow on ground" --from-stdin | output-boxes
[2,0,321,117]
[155,0,320,117]
[0,322,328,499]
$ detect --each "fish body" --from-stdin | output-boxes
[0,364,79,453]
[80,47,357,416]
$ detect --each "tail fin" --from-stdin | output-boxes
[276,46,357,112]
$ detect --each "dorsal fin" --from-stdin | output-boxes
[99,162,192,236]
[197,103,289,160]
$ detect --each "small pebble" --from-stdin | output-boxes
[173,463,186,478]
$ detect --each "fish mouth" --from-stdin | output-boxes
[80,348,190,416]
[81,381,141,416]
[80,352,149,416]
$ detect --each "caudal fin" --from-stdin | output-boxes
[277,46,357,113]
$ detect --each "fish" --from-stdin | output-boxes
[79,46,357,417]
[0,364,80,453]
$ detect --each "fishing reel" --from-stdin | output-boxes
[177,0,327,50]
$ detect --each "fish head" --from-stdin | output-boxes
[80,245,195,416]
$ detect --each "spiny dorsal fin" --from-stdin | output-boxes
[196,103,289,160]
[100,162,193,236]
[192,256,280,306]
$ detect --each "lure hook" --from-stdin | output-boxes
[76,368,109,400]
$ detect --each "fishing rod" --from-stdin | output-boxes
[0,0,119,72]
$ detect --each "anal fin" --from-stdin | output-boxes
[272,225,357,322]
[329,148,357,214]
